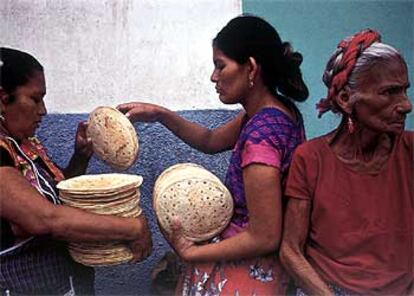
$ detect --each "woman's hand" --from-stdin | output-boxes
[63,121,92,177]
[165,218,197,261]
[129,215,153,263]
[117,102,166,123]
[74,121,93,159]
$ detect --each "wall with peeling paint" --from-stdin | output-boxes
[1,0,241,113]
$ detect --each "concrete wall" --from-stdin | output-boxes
[1,0,241,112]
[2,0,413,294]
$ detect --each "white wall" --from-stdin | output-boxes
[1,0,241,113]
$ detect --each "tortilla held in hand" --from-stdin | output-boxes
[153,163,234,242]
[87,106,139,170]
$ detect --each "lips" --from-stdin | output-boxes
[392,118,405,124]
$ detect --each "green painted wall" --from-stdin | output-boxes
[242,0,414,138]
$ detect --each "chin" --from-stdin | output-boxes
[385,126,405,136]
[219,95,238,105]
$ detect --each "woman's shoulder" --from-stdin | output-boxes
[241,108,304,150]
[244,107,302,135]
[293,134,330,160]
[0,135,18,166]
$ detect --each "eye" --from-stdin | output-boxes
[31,96,43,104]
[381,86,405,96]
[214,60,225,71]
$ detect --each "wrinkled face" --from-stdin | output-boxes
[1,71,47,140]
[352,58,412,135]
[210,47,250,104]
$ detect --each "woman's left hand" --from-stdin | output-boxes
[166,218,197,261]
[74,121,93,159]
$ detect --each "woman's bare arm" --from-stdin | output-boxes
[0,166,152,259]
[280,198,333,296]
[117,102,244,154]
[168,163,282,262]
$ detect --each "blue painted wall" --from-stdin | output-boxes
[243,0,414,138]
[38,111,237,295]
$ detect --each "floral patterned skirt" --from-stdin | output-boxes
[177,255,288,296]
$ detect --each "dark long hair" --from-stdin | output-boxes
[213,15,308,102]
[1,47,43,102]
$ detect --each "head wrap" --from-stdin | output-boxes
[316,29,381,117]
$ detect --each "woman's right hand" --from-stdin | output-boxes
[117,102,166,123]
[129,215,153,263]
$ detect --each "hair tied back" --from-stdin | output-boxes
[282,42,303,67]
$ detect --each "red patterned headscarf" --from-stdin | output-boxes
[316,29,381,117]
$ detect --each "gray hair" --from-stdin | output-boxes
[322,42,403,110]
[323,42,401,89]
[347,42,401,90]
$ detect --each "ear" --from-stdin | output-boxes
[247,57,259,81]
[336,88,353,115]
[0,87,8,108]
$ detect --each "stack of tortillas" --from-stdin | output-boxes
[153,163,233,242]
[87,106,139,170]
[57,173,143,266]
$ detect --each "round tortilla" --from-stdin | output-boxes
[57,173,143,192]
[153,163,234,242]
[87,106,139,170]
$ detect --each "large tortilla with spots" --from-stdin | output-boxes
[153,163,234,242]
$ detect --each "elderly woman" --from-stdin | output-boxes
[280,29,413,295]
[0,47,152,295]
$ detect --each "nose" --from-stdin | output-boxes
[210,69,218,83]
[39,100,47,116]
[397,95,412,115]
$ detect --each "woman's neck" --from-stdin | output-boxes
[329,121,395,172]
[242,87,294,120]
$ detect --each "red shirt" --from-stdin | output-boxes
[286,131,414,295]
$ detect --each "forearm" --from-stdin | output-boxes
[1,167,141,242]
[63,153,90,178]
[182,166,282,263]
[184,229,278,263]
[50,206,144,242]
[280,198,333,296]
[157,108,217,154]
[280,244,332,296]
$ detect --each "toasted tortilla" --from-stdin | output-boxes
[57,173,143,192]
[87,106,139,170]
[153,163,233,242]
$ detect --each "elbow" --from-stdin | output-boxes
[199,132,223,154]
[279,241,290,268]
[201,147,219,155]
[279,240,301,271]
[255,231,281,255]
[198,142,219,154]
[29,206,65,238]
[23,210,55,236]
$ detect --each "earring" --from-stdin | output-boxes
[347,116,355,134]
[249,79,254,88]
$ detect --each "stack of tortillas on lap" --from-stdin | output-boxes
[87,106,139,170]
[58,173,143,266]
[153,163,234,242]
